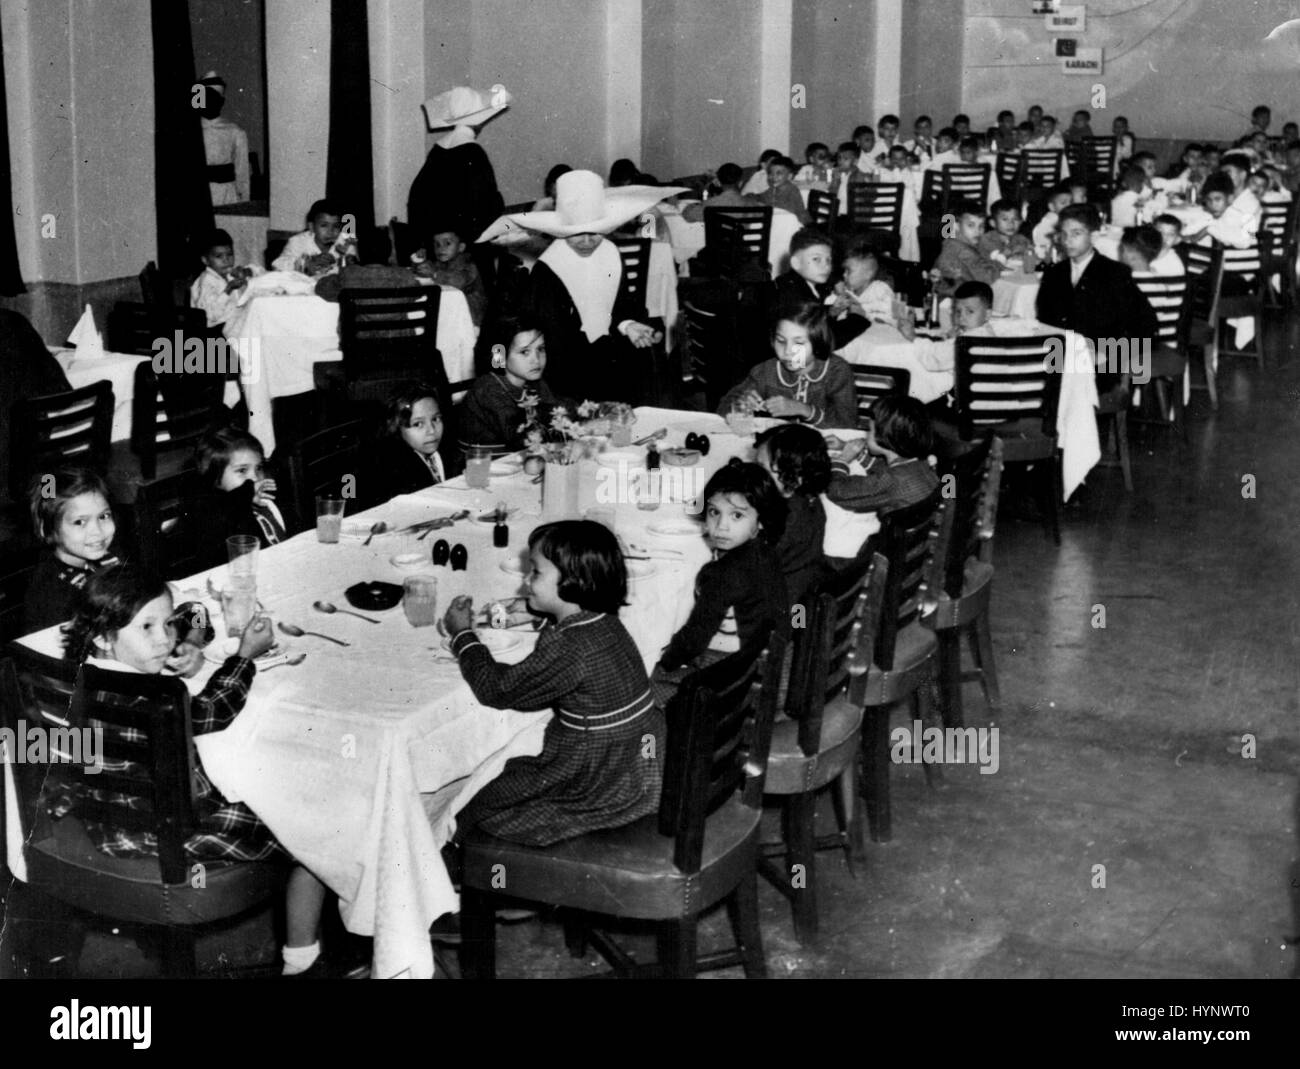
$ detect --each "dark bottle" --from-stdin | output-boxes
[493,522,509,548]
[646,444,660,470]
[450,543,468,571]
[432,538,451,566]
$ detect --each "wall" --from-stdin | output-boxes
[899,0,964,129]
[266,0,329,231]
[962,0,1300,141]
[790,0,875,155]
[190,0,266,177]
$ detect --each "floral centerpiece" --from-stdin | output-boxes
[522,400,601,466]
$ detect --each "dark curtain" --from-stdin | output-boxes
[152,0,213,277]
[0,17,24,295]
[326,0,375,239]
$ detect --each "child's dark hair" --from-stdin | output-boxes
[543,163,572,197]
[527,520,627,613]
[1016,121,1035,134]
[383,381,442,437]
[609,158,640,186]
[1200,172,1235,200]
[871,395,934,459]
[989,198,1019,218]
[1120,225,1162,265]
[842,241,879,266]
[1152,212,1182,232]
[1059,202,1101,231]
[28,465,112,547]
[769,155,797,172]
[953,280,993,307]
[1072,109,1090,122]
[702,460,787,546]
[954,200,985,221]
[997,110,1014,123]
[1131,150,1157,168]
[194,425,266,487]
[958,136,980,153]
[878,114,900,128]
[852,125,874,140]
[715,162,743,187]
[1119,165,1147,193]
[62,562,169,665]
[788,225,832,257]
[937,126,958,143]
[953,113,971,126]
[306,198,343,224]
[200,228,234,256]
[758,148,781,165]
[484,312,544,356]
[836,141,859,157]
[1219,151,1253,174]
[754,424,831,497]
[770,299,833,362]
[804,141,829,159]
[914,114,932,126]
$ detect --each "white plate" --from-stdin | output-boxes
[205,637,292,665]
[647,518,704,538]
[341,519,389,542]
[594,448,644,468]
[499,555,527,576]
[490,455,524,475]
[390,551,431,570]
[441,630,522,656]
[626,559,657,582]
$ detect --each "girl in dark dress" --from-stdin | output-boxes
[458,314,571,451]
[443,520,664,846]
[189,427,298,567]
[754,423,831,608]
[361,381,462,507]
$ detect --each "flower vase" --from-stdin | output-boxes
[541,459,582,520]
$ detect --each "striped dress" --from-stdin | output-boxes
[450,611,665,846]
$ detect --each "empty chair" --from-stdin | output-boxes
[459,640,780,979]
[1216,236,1269,366]
[683,297,743,413]
[8,381,114,502]
[286,420,367,527]
[0,546,41,645]
[851,365,911,427]
[849,182,905,237]
[940,164,991,214]
[807,189,836,229]
[951,334,1065,544]
[1178,243,1225,409]
[928,437,1003,728]
[995,152,1022,205]
[130,361,231,480]
[759,552,888,944]
[1081,136,1118,200]
[0,645,283,977]
[1258,200,1296,310]
[106,302,209,357]
[133,470,211,579]
[702,205,773,280]
[1131,274,1190,437]
[1019,149,1065,195]
[333,286,447,413]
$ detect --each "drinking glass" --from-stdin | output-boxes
[402,575,439,627]
[610,412,634,448]
[727,401,756,437]
[465,445,492,489]
[226,535,259,580]
[636,471,661,511]
[221,586,257,639]
[315,497,345,543]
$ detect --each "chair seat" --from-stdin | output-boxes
[862,622,938,706]
[1148,345,1186,380]
[765,695,864,795]
[461,797,761,921]
[25,817,282,928]
[925,560,994,631]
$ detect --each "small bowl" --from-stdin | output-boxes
[661,448,702,466]
[390,552,431,570]
[345,581,404,611]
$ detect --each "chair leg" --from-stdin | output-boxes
[970,612,1002,710]
[156,924,198,978]
[459,887,497,980]
[656,917,699,979]
[862,704,892,843]
[1040,456,1061,544]
[916,682,941,785]
[1115,408,1132,492]
[1203,343,1218,410]
[829,766,863,870]
[784,792,818,945]
[937,629,964,729]
[726,873,768,979]
[562,913,589,959]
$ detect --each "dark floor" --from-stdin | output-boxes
[5,311,1298,979]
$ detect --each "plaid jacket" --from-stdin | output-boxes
[827,456,939,517]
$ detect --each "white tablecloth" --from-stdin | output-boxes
[837,318,1100,500]
[663,206,803,278]
[225,288,476,456]
[53,348,150,443]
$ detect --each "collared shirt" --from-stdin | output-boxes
[1070,249,1096,286]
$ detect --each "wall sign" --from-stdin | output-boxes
[1060,46,1103,75]
[1046,5,1086,33]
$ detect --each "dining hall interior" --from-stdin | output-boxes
[0,0,1297,983]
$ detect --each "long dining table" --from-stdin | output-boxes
[11,407,847,980]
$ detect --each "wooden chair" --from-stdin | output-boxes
[106,302,209,357]
[1081,136,1118,201]
[1131,274,1191,439]
[7,381,114,502]
[851,365,911,427]
[610,237,652,317]
[1019,149,1065,196]
[459,639,780,979]
[1258,200,1296,309]
[951,334,1065,544]
[1178,242,1225,409]
[1216,236,1269,367]
[807,189,836,229]
[928,438,1003,728]
[133,470,212,579]
[286,420,367,529]
[702,205,773,280]
[859,491,945,842]
[130,361,231,480]
[0,645,284,977]
[683,298,743,413]
[759,553,888,944]
[847,182,905,238]
[331,286,448,414]
[1065,139,1083,178]
[0,545,40,645]
[1095,371,1134,493]
[940,164,991,214]
[995,152,1022,205]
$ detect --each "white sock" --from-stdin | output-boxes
[282,941,321,975]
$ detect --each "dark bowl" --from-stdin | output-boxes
[345,581,404,612]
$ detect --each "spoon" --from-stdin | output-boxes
[313,600,380,624]
[263,653,307,671]
[418,510,470,539]
[277,621,350,647]
[363,521,387,546]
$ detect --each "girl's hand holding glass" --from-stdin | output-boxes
[443,595,475,638]
[237,614,274,660]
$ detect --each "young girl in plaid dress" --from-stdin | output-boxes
[443,521,664,846]
[55,564,332,976]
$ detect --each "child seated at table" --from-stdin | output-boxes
[412,226,487,326]
[1182,173,1259,249]
[740,148,782,195]
[905,115,935,162]
[767,226,836,306]
[795,142,834,189]
[1027,115,1065,151]
[828,242,895,347]
[1150,214,1187,276]
[758,155,810,223]
[719,299,857,428]
[459,315,571,451]
[652,461,790,704]
[190,426,296,561]
[896,281,996,372]
[923,127,960,172]
[978,200,1036,270]
[190,228,263,330]
[933,202,1001,297]
[824,394,939,518]
[55,564,333,977]
[1118,225,1164,275]
[22,465,124,634]
[272,199,357,278]
[1110,166,1151,228]
[443,520,664,847]
[1013,121,1035,150]
[361,381,459,505]
[1064,110,1094,144]
[754,424,830,607]
[681,162,758,222]
[1024,182,1073,260]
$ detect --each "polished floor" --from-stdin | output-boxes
[5,310,1297,979]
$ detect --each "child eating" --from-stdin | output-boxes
[443,521,664,845]
[759,154,810,223]
[978,199,1036,271]
[829,242,895,347]
[719,299,857,428]
[190,228,262,331]
[272,199,357,277]
[1150,214,1187,276]
[933,202,1001,297]
[459,315,570,451]
[824,394,939,519]
[413,226,487,325]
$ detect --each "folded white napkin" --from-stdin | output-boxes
[67,303,104,356]
[235,270,320,306]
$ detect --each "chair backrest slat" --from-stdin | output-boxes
[848,182,904,232]
[873,491,944,671]
[1133,275,1189,346]
[941,164,990,212]
[288,420,366,524]
[852,365,910,428]
[611,237,652,317]
[703,206,773,264]
[8,381,115,499]
[807,189,836,229]
[953,334,1065,440]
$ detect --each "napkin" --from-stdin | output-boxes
[67,304,104,356]
[234,270,321,306]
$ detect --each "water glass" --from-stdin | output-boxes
[636,471,661,511]
[402,575,439,627]
[316,497,345,543]
[465,445,492,489]
[221,584,257,639]
[610,414,634,448]
[226,535,259,580]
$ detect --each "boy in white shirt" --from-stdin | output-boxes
[896,281,998,373]
[190,228,263,330]
[853,126,879,175]
[1219,152,1262,223]
[272,199,358,277]
[904,116,935,163]
[1183,173,1258,249]
[923,127,961,172]
[1027,116,1066,151]
[1150,215,1187,276]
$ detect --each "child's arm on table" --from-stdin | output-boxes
[658,566,731,671]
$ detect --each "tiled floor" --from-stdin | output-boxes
[5,311,1298,979]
